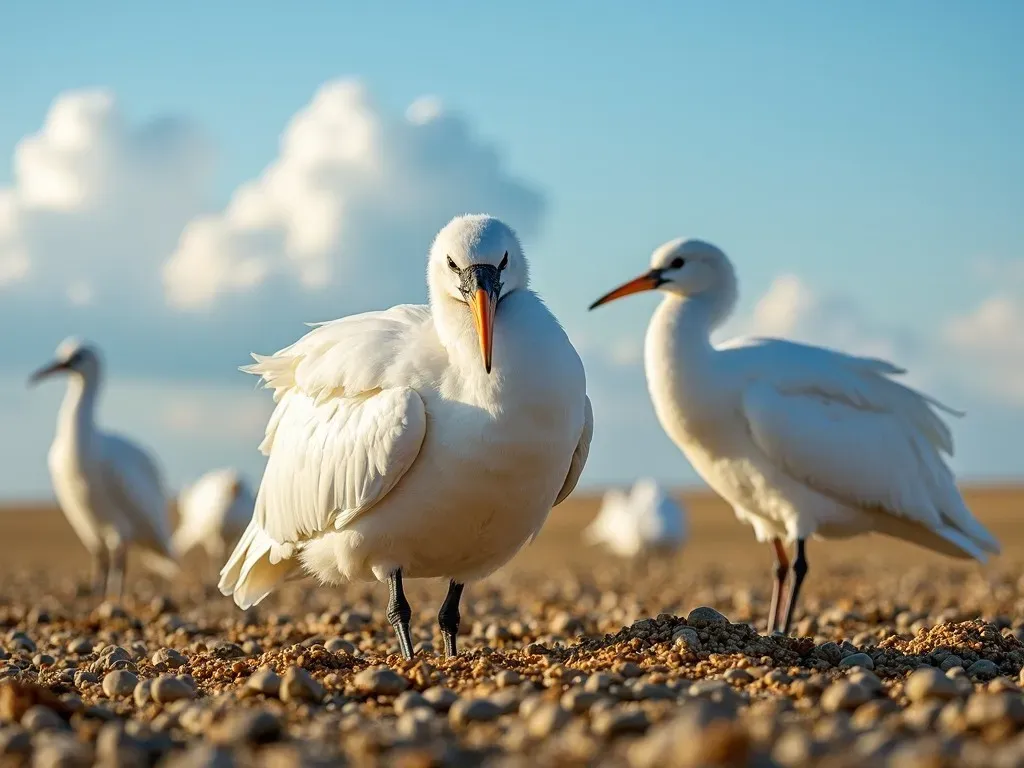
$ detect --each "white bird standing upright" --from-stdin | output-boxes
[585,477,687,559]
[590,238,1000,635]
[219,215,593,658]
[30,339,179,599]
[172,468,254,568]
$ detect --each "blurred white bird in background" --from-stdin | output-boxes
[29,338,179,600]
[590,238,1000,635]
[173,468,254,571]
[220,215,593,659]
[585,477,687,559]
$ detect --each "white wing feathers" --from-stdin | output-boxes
[254,388,426,544]
[219,306,431,608]
[736,339,999,560]
[98,434,180,577]
[244,305,432,405]
[554,395,593,506]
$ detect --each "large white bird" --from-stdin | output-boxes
[585,477,687,559]
[173,468,254,567]
[30,339,179,599]
[590,238,1000,635]
[219,215,593,658]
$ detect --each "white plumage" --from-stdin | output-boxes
[220,215,592,658]
[173,468,254,564]
[585,478,687,559]
[30,339,179,599]
[591,238,1000,634]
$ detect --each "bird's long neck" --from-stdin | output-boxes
[646,293,723,364]
[58,375,100,447]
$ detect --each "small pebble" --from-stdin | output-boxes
[423,686,459,712]
[592,707,650,736]
[151,648,188,669]
[151,675,196,704]
[449,697,502,725]
[102,670,139,698]
[686,606,729,627]
[353,666,408,696]
[246,666,282,698]
[904,667,961,702]
[838,653,874,670]
[280,666,324,703]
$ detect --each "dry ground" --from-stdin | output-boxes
[1,486,1023,766]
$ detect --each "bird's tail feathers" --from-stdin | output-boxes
[218,519,296,610]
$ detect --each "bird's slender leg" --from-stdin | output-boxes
[91,549,109,598]
[386,569,415,660]
[437,580,465,658]
[106,543,126,602]
[768,537,790,635]
[779,539,808,635]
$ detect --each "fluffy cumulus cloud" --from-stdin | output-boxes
[945,269,1024,405]
[0,79,543,321]
[0,90,212,305]
[742,274,920,367]
[163,79,544,312]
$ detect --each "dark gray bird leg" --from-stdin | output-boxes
[768,537,790,635]
[780,539,808,635]
[106,543,126,602]
[437,580,465,657]
[91,549,109,598]
[387,569,414,660]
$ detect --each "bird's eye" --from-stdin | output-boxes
[499,252,508,271]
[447,256,459,272]
[670,257,685,270]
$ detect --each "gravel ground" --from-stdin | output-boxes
[2,491,1024,767]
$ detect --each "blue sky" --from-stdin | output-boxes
[1,2,1022,498]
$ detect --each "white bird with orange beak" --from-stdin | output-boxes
[219,214,593,658]
[590,237,999,635]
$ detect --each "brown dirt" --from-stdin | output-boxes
[1,485,1024,766]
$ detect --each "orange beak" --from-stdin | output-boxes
[470,288,497,373]
[589,270,663,310]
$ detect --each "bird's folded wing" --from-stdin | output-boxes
[554,395,594,506]
[241,305,434,547]
[98,435,175,557]
[740,360,997,555]
[253,386,427,546]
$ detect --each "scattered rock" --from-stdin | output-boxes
[449,698,502,725]
[686,607,729,627]
[592,707,650,736]
[353,666,408,696]
[838,653,874,670]
[102,670,138,698]
[280,667,324,704]
[904,667,961,702]
[151,675,195,704]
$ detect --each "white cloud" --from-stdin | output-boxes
[945,294,1024,405]
[0,81,543,328]
[735,274,919,368]
[162,79,544,311]
[0,90,211,304]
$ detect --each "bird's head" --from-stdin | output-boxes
[28,337,101,386]
[428,214,529,374]
[589,238,733,309]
